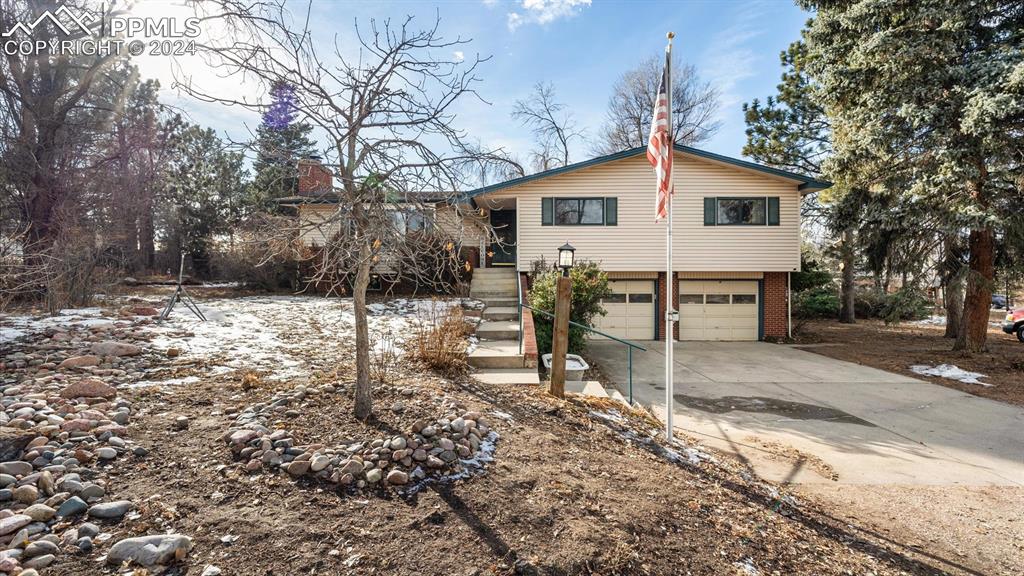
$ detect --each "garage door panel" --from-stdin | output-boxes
[595,280,655,340]
[678,279,760,341]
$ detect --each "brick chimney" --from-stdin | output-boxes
[297,156,333,196]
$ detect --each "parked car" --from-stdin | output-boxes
[992,294,1008,309]
[1003,308,1024,342]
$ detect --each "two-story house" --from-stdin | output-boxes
[289,145,830,342]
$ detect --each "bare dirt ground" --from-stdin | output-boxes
[1,291,1015,575]
[794,319,1024,407]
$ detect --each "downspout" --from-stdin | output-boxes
[787,272,792,339]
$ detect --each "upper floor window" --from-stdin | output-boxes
[542,197,618,226]
[704,197,780,226]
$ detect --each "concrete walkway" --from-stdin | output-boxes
[588,340,1024,486]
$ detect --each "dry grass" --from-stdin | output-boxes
[411,300,471,377]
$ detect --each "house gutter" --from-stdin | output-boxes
[787,272,792,339]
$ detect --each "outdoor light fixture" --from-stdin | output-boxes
[558,241,575,277]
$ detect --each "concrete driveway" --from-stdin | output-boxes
[588,340,1024,486]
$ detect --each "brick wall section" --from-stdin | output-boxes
[298,158,333,196]
[656,272,679,340]
[519,273,538,367]
[763,272,789,339]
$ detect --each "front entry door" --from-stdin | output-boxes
[489,209,516,266]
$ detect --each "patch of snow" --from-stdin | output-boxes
[0,327,27,343]
[589,409,715,466]
[912,315,946,326]
[910,363,991,386]
[403,430,500,495]
[735,558,760,576]
[140,295,470,381]
[1,307,121,343]
[127,375,202,389]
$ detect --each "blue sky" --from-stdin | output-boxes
[139,0,812,163]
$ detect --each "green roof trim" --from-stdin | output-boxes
[461,144,831,200]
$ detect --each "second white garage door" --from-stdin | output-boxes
[678,280,759,341]
[595,280,655,340]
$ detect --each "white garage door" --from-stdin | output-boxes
[594,280,655,340]
[678,280,759,341]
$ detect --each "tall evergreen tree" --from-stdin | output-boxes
[800,0,1023,352]
[743,40,862,323]
[250,82,316,210]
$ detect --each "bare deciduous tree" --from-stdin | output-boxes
[511,82,582,172]
[595,55,720,154]
[185,2,510,419]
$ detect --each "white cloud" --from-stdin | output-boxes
[453,50,465,62]
[506,0,592,32]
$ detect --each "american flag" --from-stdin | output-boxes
[647,59,673,222]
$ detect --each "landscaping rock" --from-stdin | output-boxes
[0,461,32,477]
[106,534,192,567]
[89,341,141,357]
[60,378,116,399]
[88,500,133,519]
[56,496,88,518]
[0,514,32,536]
[57,355,101,369]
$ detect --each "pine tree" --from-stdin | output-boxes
[799,0,1023,352]
[742,40,862,323]
[250,82,316,210]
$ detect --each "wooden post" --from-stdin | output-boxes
[549,274,572,398]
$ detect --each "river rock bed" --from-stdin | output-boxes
[224,384,499,491]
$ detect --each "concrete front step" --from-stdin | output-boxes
[473,268,518,276]
[483,306,519,321]
[468,339,524,369]
[473,283,518,293]
[563,380,610,398]
[481,298,518,308]
[475,320,519,341]
[472,368,539,385]
[473,288,518,298]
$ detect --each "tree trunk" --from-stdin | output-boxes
[954,227,994,353]
[352,243,373,421]
[839,227,856,323]
[942,236,965,339]
[944,275,964,339]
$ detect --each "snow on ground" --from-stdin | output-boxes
[912,315,947,326]
[1,307,124,343]
[143,295,474,382]
[910,363,991,386]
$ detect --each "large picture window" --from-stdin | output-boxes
[555,198,604,225]
[717,198,766,225]
[704,196,780,226]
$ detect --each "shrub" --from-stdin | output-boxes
[879,287,931,324]
[791,250,834,293]
[794,287,840,319]
[411,300,470,377]
[853,289,886,319]
[853,287,931,322]
[528,260,612,355]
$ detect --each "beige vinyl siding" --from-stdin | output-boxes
[298,205,339,246]
[300,204,486,248]
[480,151,801,272]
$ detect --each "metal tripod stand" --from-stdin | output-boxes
[158,253,207,322]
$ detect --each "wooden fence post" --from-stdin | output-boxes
[549,274,572,397]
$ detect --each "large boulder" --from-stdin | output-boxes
[106,534,192,567]
[89,341,141,357]
[60,379,116,400]
[0,429,35,461]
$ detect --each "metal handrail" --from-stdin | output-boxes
[518,301,645,405]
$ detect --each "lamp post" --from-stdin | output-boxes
[550,242,575,398]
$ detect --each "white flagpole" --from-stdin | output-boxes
[664,32,675,444]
